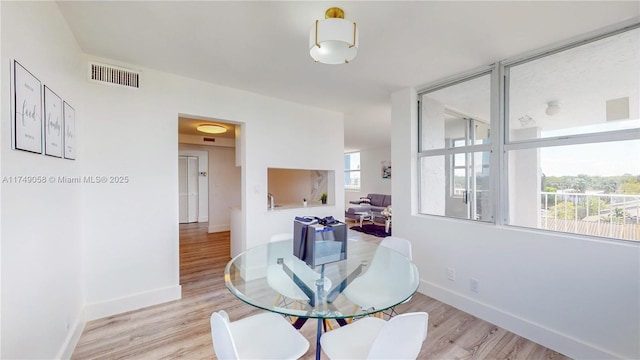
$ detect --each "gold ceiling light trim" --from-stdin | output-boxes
[197,124,227,134]
[350,23,357,49]
[325,7,344,19]
[315,20,320,49]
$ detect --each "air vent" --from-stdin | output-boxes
[606,97,629,121]
[89,62,140,88]
[203,137,216,142]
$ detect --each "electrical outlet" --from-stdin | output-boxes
[470,278,479,293]
[447,267,456,281]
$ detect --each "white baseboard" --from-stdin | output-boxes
[418,280,622,360]
[57,286,182,358]
[208,223,230,233]
[55,310,86,360]
[84,285,182,321]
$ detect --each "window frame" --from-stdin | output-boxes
[501,23,640,227]
[415,20,640,242]
[417,68,498,222]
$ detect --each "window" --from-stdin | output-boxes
[505,27,640,241]
[418,24,640,241]
[344,152,360,190]
[418,73,493,221]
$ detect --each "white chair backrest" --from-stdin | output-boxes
[380,236,412,260]
[354,236,415,297]
[210,311,239,360]
[367,312,429,359]
[269,233,293,242]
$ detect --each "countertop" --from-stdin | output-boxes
[267,202,329,211]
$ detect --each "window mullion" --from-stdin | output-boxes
[505,129,640,151]
[495,63,506,225]
[418,143,492,158]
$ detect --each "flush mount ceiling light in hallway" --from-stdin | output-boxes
[197,124,227,134]
[309,7,358,64]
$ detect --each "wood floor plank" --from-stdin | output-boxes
[72,222,571,360]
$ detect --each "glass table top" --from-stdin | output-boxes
[224,239,420,319]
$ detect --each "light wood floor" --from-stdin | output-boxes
[72,222,570,360]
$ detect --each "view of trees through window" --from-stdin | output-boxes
[504,25,640,241]
[418,25,639,241]
[542,174,640,221]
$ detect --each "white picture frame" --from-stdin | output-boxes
[44,86,63,157]
[12,61,42,153]
[63,102,76,160]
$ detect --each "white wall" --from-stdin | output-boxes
[1,2,84,358]
[420,97,446,215]
[344,146,392,206]
[78,56,182,319]
[1,2,344,358]
[392,88,640,359]
[80,55,344,306]
[179,143,241,232]
[509,127,542,228]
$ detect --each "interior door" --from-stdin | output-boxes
[178,156,199,223]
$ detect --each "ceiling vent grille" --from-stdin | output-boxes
[89,62,140,88]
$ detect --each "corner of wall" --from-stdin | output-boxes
[55,309,87,360]
[84,285,181,322]
[208,224,230,233]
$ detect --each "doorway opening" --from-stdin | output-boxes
[177,114,242,280]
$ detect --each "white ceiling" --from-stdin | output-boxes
[56,1,639,151]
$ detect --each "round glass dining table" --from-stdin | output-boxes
[224,239,420,360]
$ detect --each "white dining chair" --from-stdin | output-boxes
[379,236,413,317]
[342,236,416,318]
[267,233,332,303]
[210,310,310,360]
[380,236,412,260]
[320,312,429,360]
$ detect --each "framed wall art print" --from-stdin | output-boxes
[12,61,43,153]
[63,102,76,160]
[44,86,63,157]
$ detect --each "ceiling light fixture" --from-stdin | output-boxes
[309,7,358,64]
[197,124,227,134]
[545,101,561,116]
